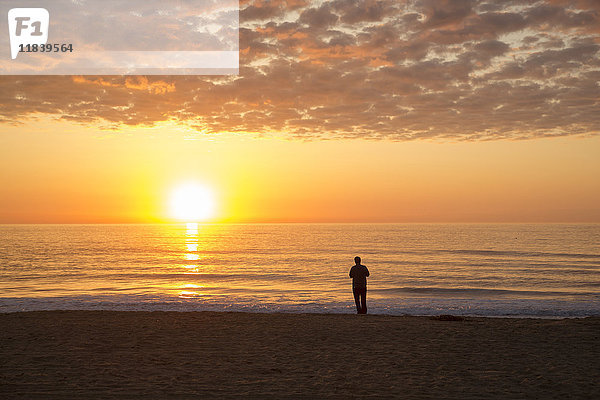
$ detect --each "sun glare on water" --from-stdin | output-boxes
[169,182,216,222]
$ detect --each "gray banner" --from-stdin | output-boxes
[1,0,239,75]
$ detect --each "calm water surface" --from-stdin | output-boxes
[1,224,598,317]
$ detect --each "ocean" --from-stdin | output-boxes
[1,223,598,317]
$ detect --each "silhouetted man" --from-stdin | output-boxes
[349,256,369,314]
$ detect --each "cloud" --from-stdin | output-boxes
[1,0,599,141]
[299,5,339,28]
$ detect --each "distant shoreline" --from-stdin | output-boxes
[1,309,598,319]
[1,310,599,398]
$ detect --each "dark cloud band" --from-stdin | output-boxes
[1,0,599,140]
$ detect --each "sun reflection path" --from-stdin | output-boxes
[186,222,199,235]
[180,222,204,297]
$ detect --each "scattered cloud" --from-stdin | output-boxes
[1,0,599,140]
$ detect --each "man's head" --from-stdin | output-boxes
[354,256,361,265]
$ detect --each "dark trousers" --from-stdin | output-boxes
[353,286,367,314]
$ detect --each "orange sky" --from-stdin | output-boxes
[0,118,598,223]
[1,0,599,223]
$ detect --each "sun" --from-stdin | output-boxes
[169,182,216,222]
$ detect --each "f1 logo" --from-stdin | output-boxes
[8,8,49,60]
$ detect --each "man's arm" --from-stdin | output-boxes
[365,266,370,277]
[349,267,354,278]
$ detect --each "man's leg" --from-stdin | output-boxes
[353,288,361,313]
[360,288,367,314]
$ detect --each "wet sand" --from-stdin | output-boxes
[1,311,599,399]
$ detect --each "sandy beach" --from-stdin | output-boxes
[1,311,598,399]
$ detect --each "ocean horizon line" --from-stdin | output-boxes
[2,221,600,225]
